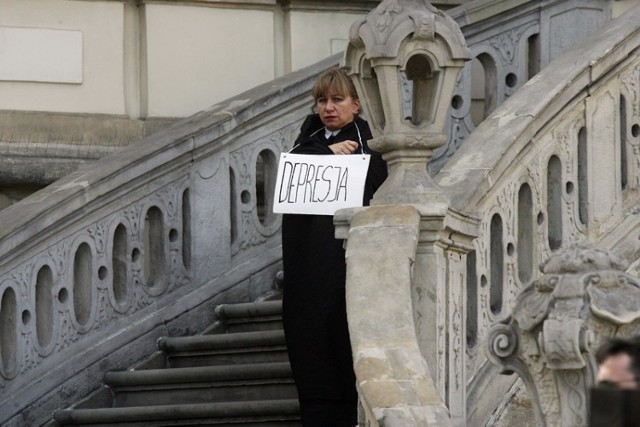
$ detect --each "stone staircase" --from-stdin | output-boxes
[52,300,301,426]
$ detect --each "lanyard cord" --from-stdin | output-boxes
[288,121,367,154]
[288,127,323,153]
[354,121,365,155]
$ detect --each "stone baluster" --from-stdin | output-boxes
[487,243,640,427]
[335,1,477,425]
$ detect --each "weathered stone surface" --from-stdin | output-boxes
[434,4,640,424]
[344,205,453,426]
[487,243,640,427]
[340,3,477,424]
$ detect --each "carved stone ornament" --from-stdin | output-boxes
[487,242,640,427]
[343,0,471,205]
[348,0,466,60]
[513,243,640,330]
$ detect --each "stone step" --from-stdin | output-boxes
[104,362,296,407]
[51,298,299,426]
[158,330,288,368]
[53,399,301,426]
[209,300,284,334]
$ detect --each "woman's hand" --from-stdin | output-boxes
[329,140,358,154]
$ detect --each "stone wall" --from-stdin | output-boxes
[0,0,614,207]
[0,0,381,118]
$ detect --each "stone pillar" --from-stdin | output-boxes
[486,243,640,427]
[585,83,623,235]
[190,153,232,281]
[411,205,477,422]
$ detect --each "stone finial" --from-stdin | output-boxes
[343,0,470,205]
[487,243,640,427]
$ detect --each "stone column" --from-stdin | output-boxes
[411,205,477,422]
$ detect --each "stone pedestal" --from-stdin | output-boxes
[335,204,477,425]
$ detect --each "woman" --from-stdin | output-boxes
[281,68,387,426]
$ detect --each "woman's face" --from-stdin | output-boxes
[316,88,360,131]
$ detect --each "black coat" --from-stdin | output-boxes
[281,114,387,425]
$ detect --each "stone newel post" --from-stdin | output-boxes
[335,1,478,425]
[343,0,470,205]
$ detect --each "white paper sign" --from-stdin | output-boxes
[273,153,371,215]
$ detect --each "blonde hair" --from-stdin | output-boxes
[312,68,359,101]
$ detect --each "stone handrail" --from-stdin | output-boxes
[344,205,452,426]
[0,55,339,425]
[434,0,612,172]
[436,4,640,425]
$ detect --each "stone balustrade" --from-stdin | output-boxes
[436,0,612,172]
[0,1,625,425]
[0,56,340,426]
[437,3,640,425]
[332,1,621,425]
